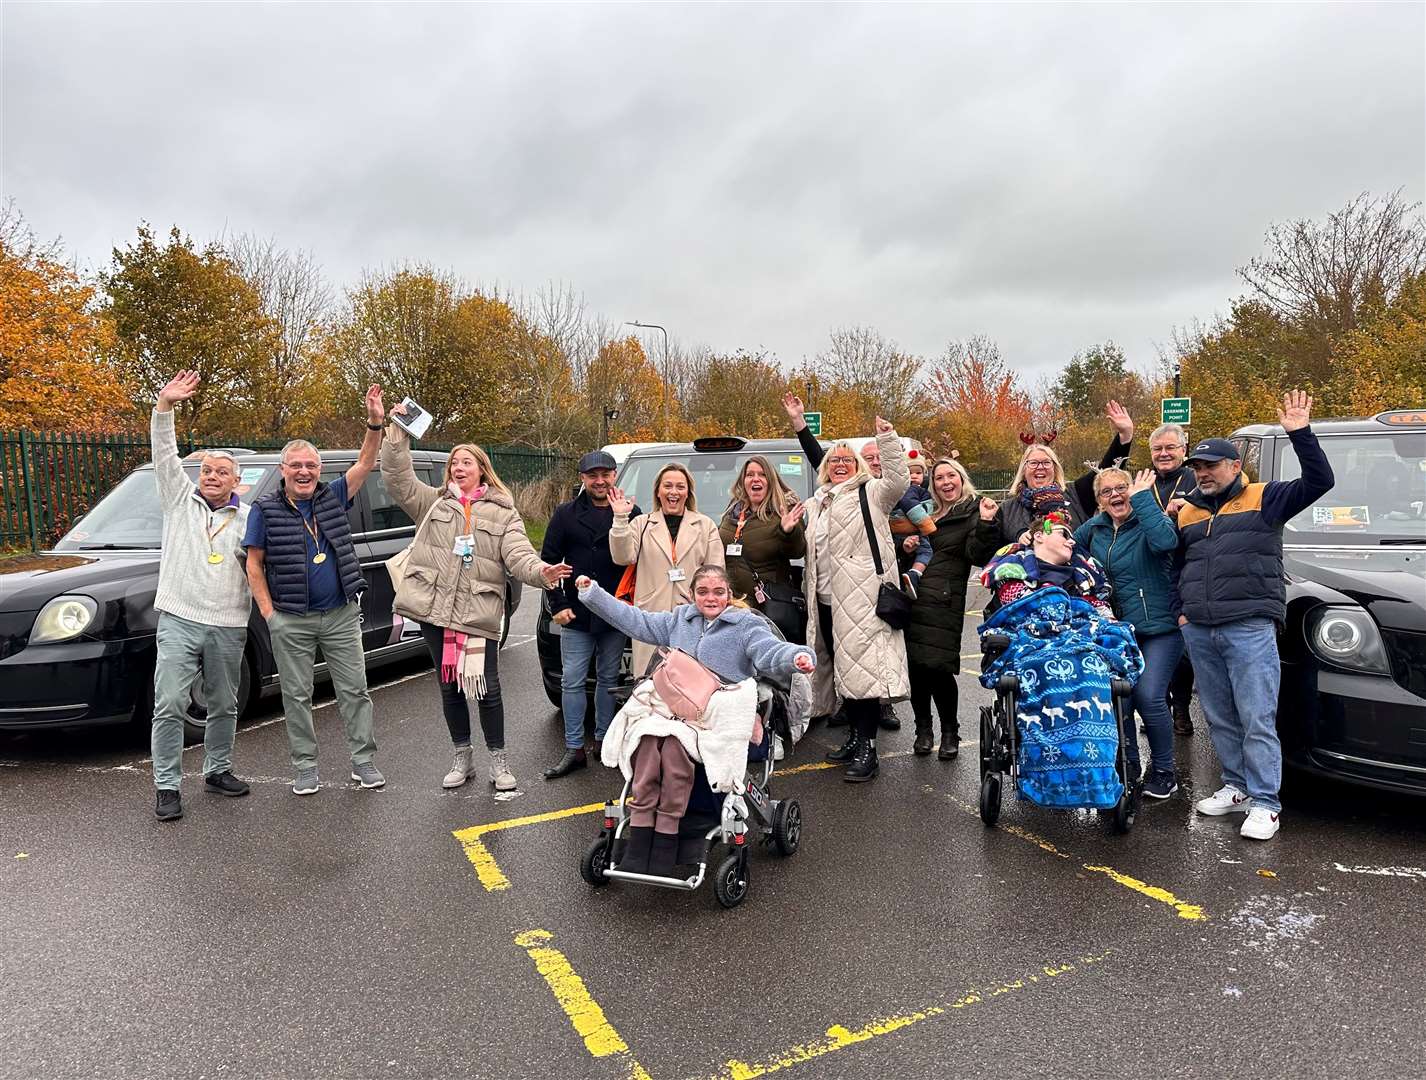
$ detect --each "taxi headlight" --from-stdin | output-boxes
[30,595,98,645]
[1306,606,1391,676]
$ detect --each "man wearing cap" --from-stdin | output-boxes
[1175,391,1334,840]
[1148,422,1199,736]
[149,371,253,821]
[540,451,642,778]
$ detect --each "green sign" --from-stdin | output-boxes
[804,411,822,437]
[1161,397,1191,425]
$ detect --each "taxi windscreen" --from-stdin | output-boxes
[1281,432,1426,542]
[616,451,818,517]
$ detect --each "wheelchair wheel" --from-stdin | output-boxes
[580,836,611,886]
[772,800,802,856]
[1111,784,1139,834]
[979,706,994,777]
[713,851,750,908]
[979,773,1002,826]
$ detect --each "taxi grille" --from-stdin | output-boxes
[1383,629,1426,698]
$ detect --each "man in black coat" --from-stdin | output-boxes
[1149,422,1198,736]
[539,451,642,778]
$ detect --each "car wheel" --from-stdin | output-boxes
[183,653,253,745]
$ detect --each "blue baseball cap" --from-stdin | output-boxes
[1185,438,1240,465]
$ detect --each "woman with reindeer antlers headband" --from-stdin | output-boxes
[967,400,1135,565]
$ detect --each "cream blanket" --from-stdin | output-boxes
[600,678,759,793]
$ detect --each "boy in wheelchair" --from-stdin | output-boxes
[976,512,1145,818]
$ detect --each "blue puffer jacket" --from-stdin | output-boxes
[1073,489,1180,636]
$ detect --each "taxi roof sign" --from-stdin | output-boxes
[1375,409,1426,427]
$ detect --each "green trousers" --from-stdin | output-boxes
[268,601,376,771]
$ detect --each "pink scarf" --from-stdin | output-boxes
[441,483,491,698]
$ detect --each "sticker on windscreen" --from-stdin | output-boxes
[778,463,801,476]
[1312,505,1370,526]
[240,467,266,485]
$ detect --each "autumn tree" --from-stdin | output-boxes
[918,335,1033,468]
[324,267,523,444]
[682,349,787,438]
[227,234,334,437]
[102,224,278,434]
[815,325,923,424]
[586,336,669,442]
[0,203,131,431]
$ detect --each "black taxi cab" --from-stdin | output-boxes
[0,447,518,744]
[1229,409,1426,795]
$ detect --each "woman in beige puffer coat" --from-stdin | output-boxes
[382,419,569,791]
[801,419,911,783]
[608,463,726,676]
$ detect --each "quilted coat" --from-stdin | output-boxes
[610,508,726,674]
[904,499,982,677]
[380,429,549,640]
[802,427,911,708]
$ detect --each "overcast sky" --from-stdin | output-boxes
[4,2,1423,383]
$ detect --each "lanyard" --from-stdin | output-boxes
[289,498,323,556]
[463,500,474,534]
[732,508,748,544]
[205,512,233,548]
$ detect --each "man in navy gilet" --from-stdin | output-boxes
[1148,422,1198,736]
[244,385,387,795]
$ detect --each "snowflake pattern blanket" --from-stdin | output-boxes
[979,587,1144,809]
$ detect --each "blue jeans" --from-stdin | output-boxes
[1131,630,1185,776]
[1180,618,1283,812]
[559,625,625,749]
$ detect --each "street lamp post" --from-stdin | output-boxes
[625,320,670,439]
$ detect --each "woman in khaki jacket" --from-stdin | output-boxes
[608,463,725,676]
[382,415,569,790]
[717,456,808,641]
[800,417,910,783]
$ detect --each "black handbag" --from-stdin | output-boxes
[753,573,807,644]
[859,485,913,630]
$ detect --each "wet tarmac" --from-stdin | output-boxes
[2,589,1423,1079]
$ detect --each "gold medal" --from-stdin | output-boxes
[312,553,327,564]
[207,552,224,565]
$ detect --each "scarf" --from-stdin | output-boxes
[441,482,491,698]
[1018,483,1068,515]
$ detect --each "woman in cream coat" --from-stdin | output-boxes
[800,417,910,783]
[608,463,725,676]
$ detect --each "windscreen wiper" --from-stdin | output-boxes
[71,543,155,550]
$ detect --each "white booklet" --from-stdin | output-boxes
[391,397,432,440]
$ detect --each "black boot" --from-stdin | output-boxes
[826,726,862,763]
[648,832,679,878]
[912,720,934,756]
[879,702,901,731]
[542,748,587,780]
[937,730,960,760]
[1172,700,1194,736]
[844,739,879,782]
[620,825,653,874]
[824,706,849,729]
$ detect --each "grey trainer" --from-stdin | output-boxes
[489,749,517,792]
[292,768,320,796]
[443,745,476,789]
[350,762,385,789]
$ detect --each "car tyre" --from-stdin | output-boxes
[183,653,253,745]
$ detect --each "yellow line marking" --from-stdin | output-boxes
[701,951,1111,1079]
[946,792,1207,920]
[514,930,652,1079]
[453,802,607,891]
[1082,865,1207,921]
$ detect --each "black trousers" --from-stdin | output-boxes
[908,662,959,738]
[1166,650,1195,710]
[821,600,887,738]
[419,621,504,749]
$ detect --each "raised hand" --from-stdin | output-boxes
[874,415,894,435]
[1130,469,1155,496]
[779,498,806,533]
[1105,400,1134,442]
[793,652,816,674]
[365,384,385,425]
[575,575,592,590]
[781,392,805,426]
[542,561,573,586]
[1277,389,1313,432]
[157,371,200,410]
[391,401,408,417]
[608,486,633,516]
[979,496,999,522]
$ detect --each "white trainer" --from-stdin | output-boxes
[489,749,517,792]
[1240,806,1281,840]
[1194,784,1252,816]
[443,745,476,789]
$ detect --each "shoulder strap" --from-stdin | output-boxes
[858,484,885,577]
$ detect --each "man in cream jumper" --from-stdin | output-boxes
[150,371,253,821]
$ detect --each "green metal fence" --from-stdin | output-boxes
[0,429,577,552]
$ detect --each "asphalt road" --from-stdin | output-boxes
[3,588,1424,1080]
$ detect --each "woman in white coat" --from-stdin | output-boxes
[800,417,911,782]
[608,463,726,676]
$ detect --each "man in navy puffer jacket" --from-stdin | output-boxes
[1175,391,1334,841]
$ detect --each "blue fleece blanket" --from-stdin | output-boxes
[979,587,1144,809]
